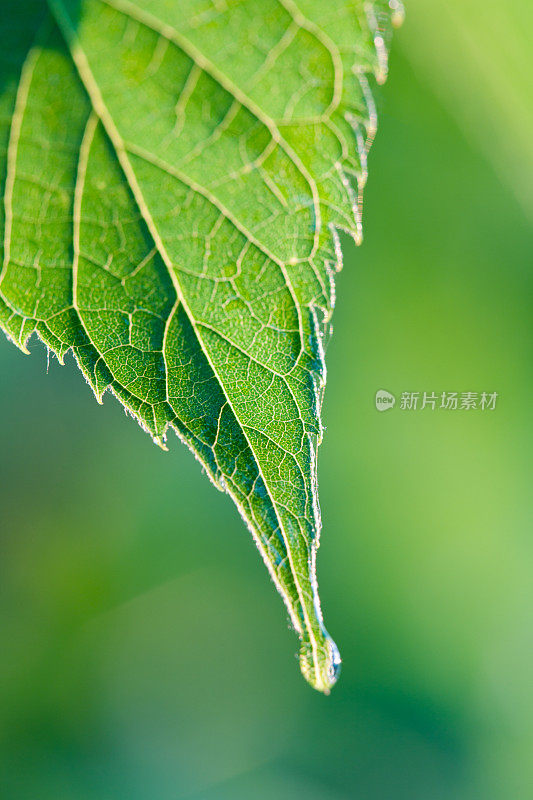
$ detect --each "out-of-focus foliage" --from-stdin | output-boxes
[399,0,533,219]
[0,1,531,797]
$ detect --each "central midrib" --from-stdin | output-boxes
[47,0,325,684]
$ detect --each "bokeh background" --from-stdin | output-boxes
[1,1,532,797]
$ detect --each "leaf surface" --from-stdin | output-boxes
[0,0,401,691]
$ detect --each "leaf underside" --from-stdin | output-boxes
[0,0,400,692]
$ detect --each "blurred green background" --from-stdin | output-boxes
[1,2,532,797]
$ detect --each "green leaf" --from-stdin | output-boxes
[0,0,401,692]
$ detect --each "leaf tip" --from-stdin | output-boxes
[299,634,342,695]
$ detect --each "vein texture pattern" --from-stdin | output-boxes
[0,0,401,692]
